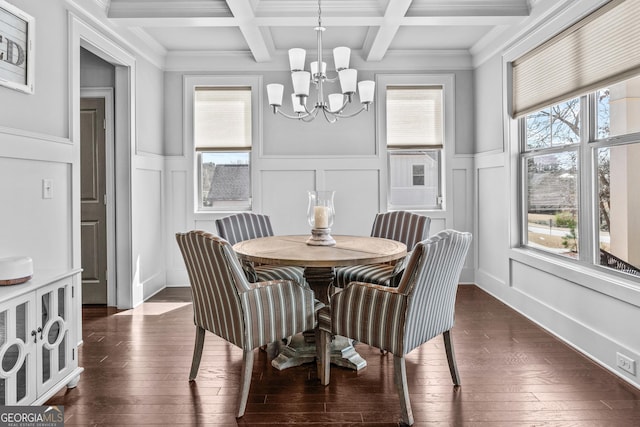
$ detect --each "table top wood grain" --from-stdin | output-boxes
[233,235,406,268]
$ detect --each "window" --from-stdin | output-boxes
[386,86,444,210]
[193,86,252,211]
[520,74,640,278]
[412,164,425,186]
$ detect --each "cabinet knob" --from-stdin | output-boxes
[31,329,37,343]
[37,327,43,340]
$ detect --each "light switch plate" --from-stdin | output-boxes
[42,179,53,199]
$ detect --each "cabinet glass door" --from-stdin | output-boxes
[37,280,72,395]
[0,295,36,405]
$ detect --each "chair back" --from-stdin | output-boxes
[371,211,430,251]
[216,213,274,245]
[397,230,471,354]
[175,230,251,348]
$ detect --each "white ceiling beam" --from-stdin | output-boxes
[407,0,530,17]
[225,0,271,62]
[108,1,231,18]
[365,0,413,62]
[107,17,237,27]
[400,15,530,26]
[253,0,382,17]
[108,14,525,28]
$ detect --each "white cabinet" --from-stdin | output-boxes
[0,270,83,405]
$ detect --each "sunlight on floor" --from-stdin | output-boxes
[114,302,191,316]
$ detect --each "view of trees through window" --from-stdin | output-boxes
[525,97,581,257]
[522,76,640,277]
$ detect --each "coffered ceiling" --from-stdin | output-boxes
[104,0,533,63]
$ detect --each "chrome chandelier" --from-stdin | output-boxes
[266,0,375,123]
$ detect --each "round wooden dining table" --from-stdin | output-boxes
[233,234,407,371]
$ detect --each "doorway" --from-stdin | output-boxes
[73,15,137,309]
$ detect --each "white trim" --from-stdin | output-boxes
[69,12,137,309]
[473,0,606,68]
[182,75,263,214]
[64,0,164,69]
[0,0,35,94]
[375,73,456,222]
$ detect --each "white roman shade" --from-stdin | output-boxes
[512,0,640,117]
[194,87,252,151]
[386,86,443,148]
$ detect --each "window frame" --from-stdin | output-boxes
[376,74,455,216]
[517,86,640,282]
[183,75,262,214]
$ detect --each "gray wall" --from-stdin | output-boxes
[81,48,115,88]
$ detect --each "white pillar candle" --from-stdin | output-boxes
[314,206,329,228]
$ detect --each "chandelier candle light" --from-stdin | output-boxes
[307,190,336,246]
[266,0,375,123]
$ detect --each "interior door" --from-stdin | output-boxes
[80,98,108,304]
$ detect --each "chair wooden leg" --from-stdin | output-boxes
[237,349,254,418]
[316,328,331,385]
[189,326,206,381]
[443,330,461,386]
[393,355,414,426]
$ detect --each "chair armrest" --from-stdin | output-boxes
[331,281,408,355]
[240,279,317,349]
[344,280,406,295]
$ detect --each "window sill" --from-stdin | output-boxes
[509,246,640,309]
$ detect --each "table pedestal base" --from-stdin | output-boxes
[271,333,367,371]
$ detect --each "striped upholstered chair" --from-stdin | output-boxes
[176,230,319,418]
[318,230,471,426]
[334,211,430,288]
[216,213,306,285]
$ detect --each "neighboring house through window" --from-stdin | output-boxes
[186,76,259,212]
[385,84,445,210]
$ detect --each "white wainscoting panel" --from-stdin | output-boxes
[452,168,469,231]
[0,157,71,270]
[477,165,508,285]
[510,259,640,388]
[325,169,381,237]
[166,169,190,285]
[260,170,316,235]
[428,218,447,235]
[133,167,164,299]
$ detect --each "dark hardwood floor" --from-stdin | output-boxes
[47,286,640,426]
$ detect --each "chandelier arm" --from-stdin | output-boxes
[333,104,370,119]
[335,95,351,114]
[302,99,320,116]
[321,107,340,124]
[275,109,311,120]
[301,107,322,122]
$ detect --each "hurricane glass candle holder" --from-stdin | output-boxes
[306,190,336,246]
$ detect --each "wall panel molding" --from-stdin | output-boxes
[0,129,73,164]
